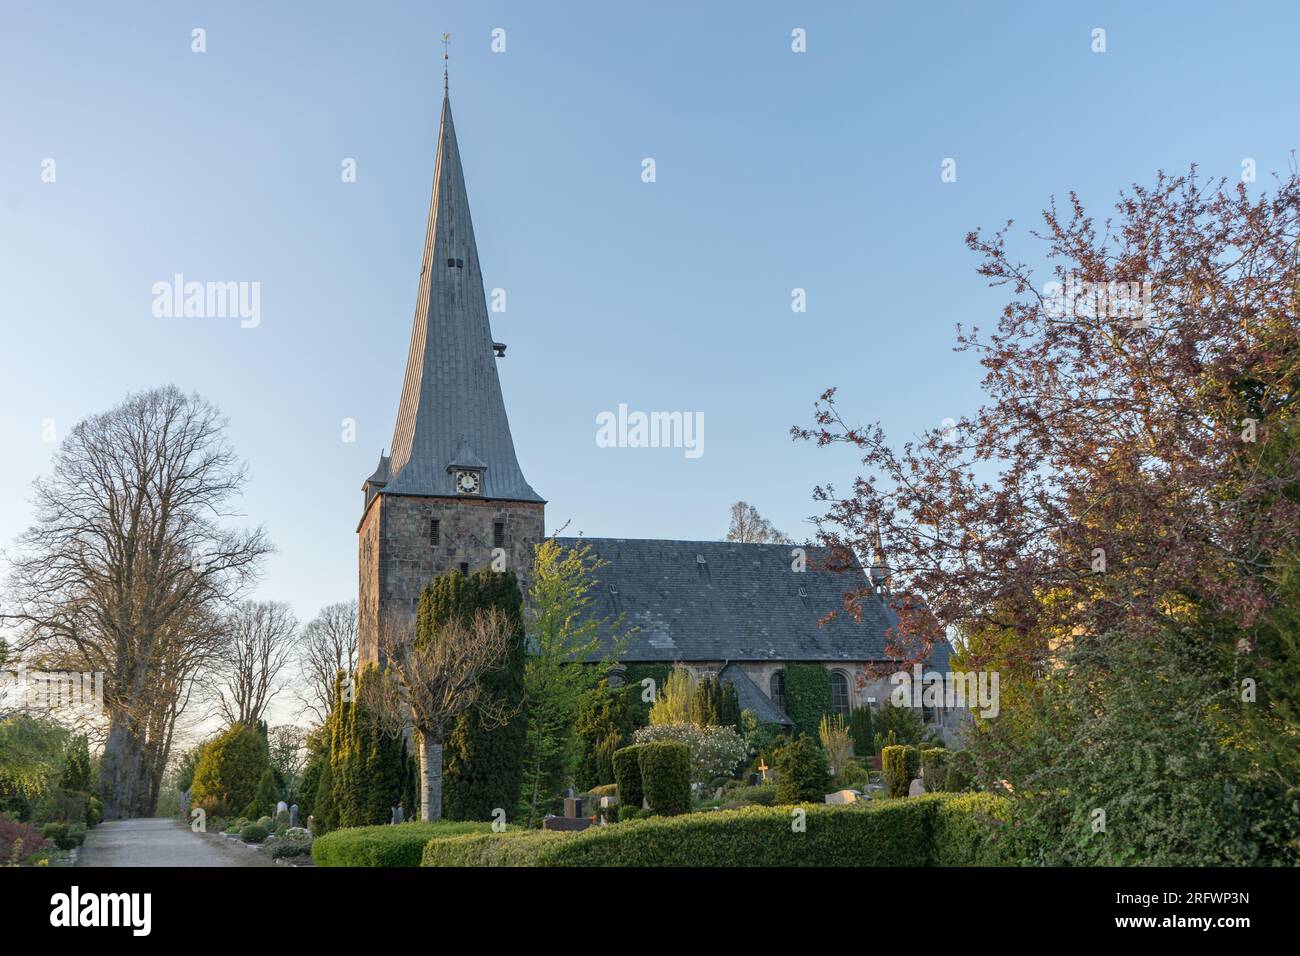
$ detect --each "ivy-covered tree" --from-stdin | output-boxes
[419,568,528,822]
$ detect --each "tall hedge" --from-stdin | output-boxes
[782,664,833,738]
[242,768,281,820]
[191,723,270,817]
[773,735,832,803]
[637,742,690,816]
[612,744,645,809]
[882,745,920,798]
[417,567,528,822]
[421,794,1014,867]
[327,667,414,827]
[849,707,874,756]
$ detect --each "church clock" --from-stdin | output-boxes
[454,470,481,495]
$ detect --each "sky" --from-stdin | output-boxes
[2,0,1298,639]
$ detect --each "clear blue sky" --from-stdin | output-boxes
[2,0,1297,628]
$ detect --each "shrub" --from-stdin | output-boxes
[191,724,271,817]
[612,745,644,809]
[0,816,50,863]
[40,822,86,850]
[774,735,831,803]
[920,748,950,792]
[617,804,640,823]
[849,707,874,755]
[32,788,89,825]
[86,796,102,828]
[421,794,1013,867]
[945,750,975,792]
[242,769,281,821]
[240,822,268,843]
[266,830,313,859]
[818,714,854,777]
[882,745,920,798]
[59,736,93,792]
[834,761,871,791]
[256,815,273,829]
[584,783,618,799]
[632,723,747,787]
[720,783,778,809]
[311,821,497,867]
[637,742,690,816]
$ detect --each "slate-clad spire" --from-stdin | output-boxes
[383,90,542,503]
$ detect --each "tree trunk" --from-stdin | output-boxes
[99,712,152,819]
[419,732,443,822]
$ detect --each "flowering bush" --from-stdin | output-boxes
[632,723,747,787]
[1,815,51,863]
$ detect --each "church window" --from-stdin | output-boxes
[430,519,440,545]
[769,670,785,710]
[493,522,505,548]
[459,562,469,576]
[830,671,851,717]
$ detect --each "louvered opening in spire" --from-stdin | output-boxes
[380,91,542,503]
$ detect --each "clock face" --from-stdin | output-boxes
[455,470,481,495]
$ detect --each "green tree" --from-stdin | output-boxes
[327,668,413,827]
[519,539,625,826]
[190,723,270,817]
[418,568,528,822]
[59,735,93,792]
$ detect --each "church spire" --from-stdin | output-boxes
[381,76,542,503]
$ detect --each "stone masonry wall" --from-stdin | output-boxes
[358,493,545,664]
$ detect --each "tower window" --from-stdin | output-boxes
[459,562,469,576]
[493,522,505,548]
[446,257,464,269]
[456,258,464,268]
[430,519,440,546]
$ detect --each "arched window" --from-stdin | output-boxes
[769,670,785,710]
[830,671,851,717]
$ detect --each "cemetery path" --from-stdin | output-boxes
[77,817,276,867]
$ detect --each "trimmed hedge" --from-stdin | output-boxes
[612,745,644,809]
[311,821,497,867]
[191,723,271,817]
[882,745,920,798]
[421,794,1014,867]
[932,793,1016,865]
[637,742,690,816]
[774,735,831,803]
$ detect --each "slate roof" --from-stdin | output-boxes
[558,537,952,669]
[381,91,543,503]
[719,664,793,726]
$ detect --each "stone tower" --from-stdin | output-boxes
[358,86,544,665]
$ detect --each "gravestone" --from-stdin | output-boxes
[307,815,315,834]
[391,805,405,825]
[276,800,288,817]
[563,796,584,819]
[824,789,861,805]
[289,804,300,828]
[908,778,927,798]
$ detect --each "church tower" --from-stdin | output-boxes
[358,79,544,664]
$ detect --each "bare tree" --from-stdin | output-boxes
[725,501,794,544]
[3,386,270,818]
[294,600,358,724]
[372,607,514,821]
[209,601,297,728]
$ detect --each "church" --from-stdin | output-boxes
[356,81,959,740]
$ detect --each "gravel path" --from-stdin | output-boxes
[77,817,276,867]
